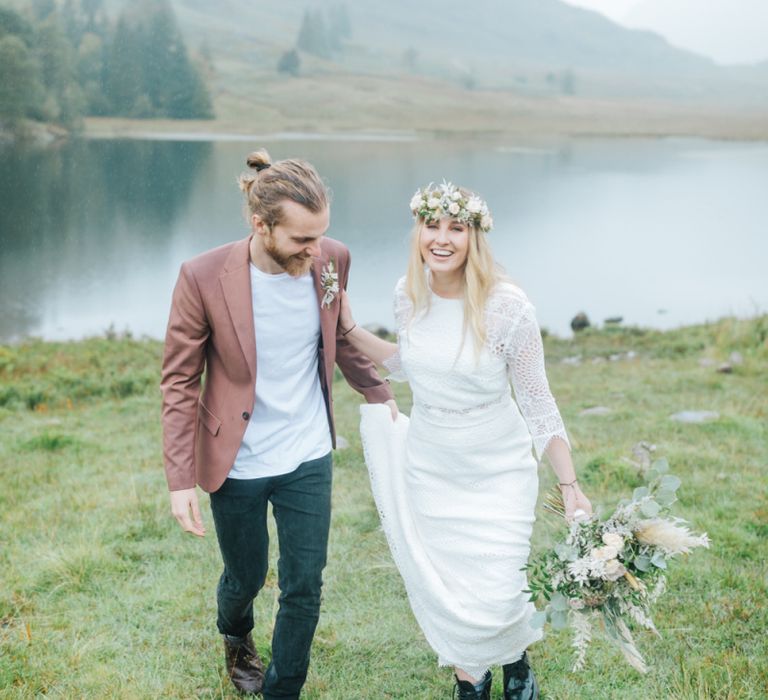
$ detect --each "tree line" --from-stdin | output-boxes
[0,0,213,130]
[278,4,352,77]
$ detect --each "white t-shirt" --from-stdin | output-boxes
[229,264,332,479]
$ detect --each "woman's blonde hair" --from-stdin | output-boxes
[405,188,503,352]
[237,148,329,227]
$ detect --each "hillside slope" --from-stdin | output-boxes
[170,0,767,103]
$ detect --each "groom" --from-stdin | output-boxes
[160,151,395,698]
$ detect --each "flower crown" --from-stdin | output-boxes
[409,181,493,232]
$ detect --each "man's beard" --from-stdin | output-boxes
[264,232,313,277]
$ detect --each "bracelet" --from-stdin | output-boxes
[341,323,357,337]
[558,479,578,488]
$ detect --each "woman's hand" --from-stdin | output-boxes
[338,289,356,335]
[561,482,593,521]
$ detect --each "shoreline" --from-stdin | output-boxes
[7,99,768,146]
[81,126,423,143]
[3,311,766,348]
[80,119,768,144]
[79,87,768,143]
[7,69,768,146]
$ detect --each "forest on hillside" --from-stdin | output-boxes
[0,0,213,132]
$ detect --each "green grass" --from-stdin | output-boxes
[1,317,766,698]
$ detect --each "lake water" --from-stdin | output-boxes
[1,136,766,342]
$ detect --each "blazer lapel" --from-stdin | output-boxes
[220,237,257,380]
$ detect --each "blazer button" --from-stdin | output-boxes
[242,411,251,420]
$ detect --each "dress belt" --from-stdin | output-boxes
[414,393,508,415]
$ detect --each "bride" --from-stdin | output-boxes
[338,182,592,700]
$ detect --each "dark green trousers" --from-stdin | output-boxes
[210,452,332,699]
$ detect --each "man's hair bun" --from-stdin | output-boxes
[246,149,272,172]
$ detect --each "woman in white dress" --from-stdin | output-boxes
[338,182,592,699]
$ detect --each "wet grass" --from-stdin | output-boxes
[0,316,766,698]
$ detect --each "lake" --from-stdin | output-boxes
[0,136,766,342]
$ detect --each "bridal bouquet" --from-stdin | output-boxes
[525,459,710,673]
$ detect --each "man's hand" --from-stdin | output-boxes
[384,399,398,421]
[170,487,206,537]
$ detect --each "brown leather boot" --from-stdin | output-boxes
[223,633,265,695]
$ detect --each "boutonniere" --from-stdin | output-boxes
[320,257,339,308]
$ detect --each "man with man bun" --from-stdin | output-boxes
[161,149,395,698]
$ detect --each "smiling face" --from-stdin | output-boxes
[419,216,470,281]
[252,199,330,276]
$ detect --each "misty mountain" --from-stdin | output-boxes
[165,0,767,102]
[347,0,712,73]
[626,0,768,66]
[27,0,751,107]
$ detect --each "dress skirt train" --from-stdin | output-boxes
[360,401,543,673]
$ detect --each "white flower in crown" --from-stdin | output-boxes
[409,180,493,232]
[466,196,483,214]
[320,257,339,308]
[409,191,424,211]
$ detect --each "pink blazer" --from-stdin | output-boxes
[160,235,393,493]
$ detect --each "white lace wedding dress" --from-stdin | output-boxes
[360,277,570,678]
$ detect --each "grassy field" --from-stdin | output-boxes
[1,317,766,699]
[82,73,768,143]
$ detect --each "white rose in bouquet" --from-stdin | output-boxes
[602,533,625,549]
[591,545,619,561]
[603,559,627,581]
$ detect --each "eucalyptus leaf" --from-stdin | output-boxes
[656,489,677,506]
[530,611,547,629]
[633,487,649,501]
[646,469,659,482]
[651,552,668,569]
[634,555,651,572]
[641,499,661,517]
[652,458,669,474]
[550,592,569,612]
[551,610,569,630]
[555,544,578,562]
[660,475,682,492]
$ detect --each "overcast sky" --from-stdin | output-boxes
[563,0,768,65]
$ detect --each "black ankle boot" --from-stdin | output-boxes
[503,652,539,700]
[453,670,492,700]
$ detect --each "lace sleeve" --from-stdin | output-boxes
[493,291,570,460]
[381,277,410,382]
